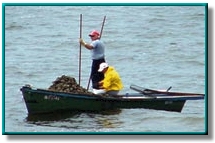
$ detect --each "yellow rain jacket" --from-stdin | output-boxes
[102,66,123,91]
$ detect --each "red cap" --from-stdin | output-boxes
[89,30,100,36]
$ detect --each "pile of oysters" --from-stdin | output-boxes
[48,75,94,95]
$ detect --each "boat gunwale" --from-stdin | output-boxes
[21,86,204,101]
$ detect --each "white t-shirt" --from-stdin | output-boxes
[90,39,105,60]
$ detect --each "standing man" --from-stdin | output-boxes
[79,30,105,89]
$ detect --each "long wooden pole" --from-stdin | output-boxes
[87,16,106,90]
[79,14,82,85]
[99,16,106,39]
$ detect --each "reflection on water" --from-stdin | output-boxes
[26,109,122,130]
[26,111,81,122]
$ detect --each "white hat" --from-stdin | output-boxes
[98,62,109,72]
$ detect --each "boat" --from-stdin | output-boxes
[20,84,205,114]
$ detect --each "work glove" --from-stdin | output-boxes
[79,38,86,46]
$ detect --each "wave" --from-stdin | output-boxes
[5,22,24,30]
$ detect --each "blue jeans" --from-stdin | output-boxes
[91,58,105,89]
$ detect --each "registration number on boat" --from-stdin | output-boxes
[44,95,60,101]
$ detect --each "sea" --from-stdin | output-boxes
[4,5,206,134]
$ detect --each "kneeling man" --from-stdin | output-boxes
[93,62,123,95]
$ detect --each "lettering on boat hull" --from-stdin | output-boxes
[165,101,173,104]
[44,95,60,101]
